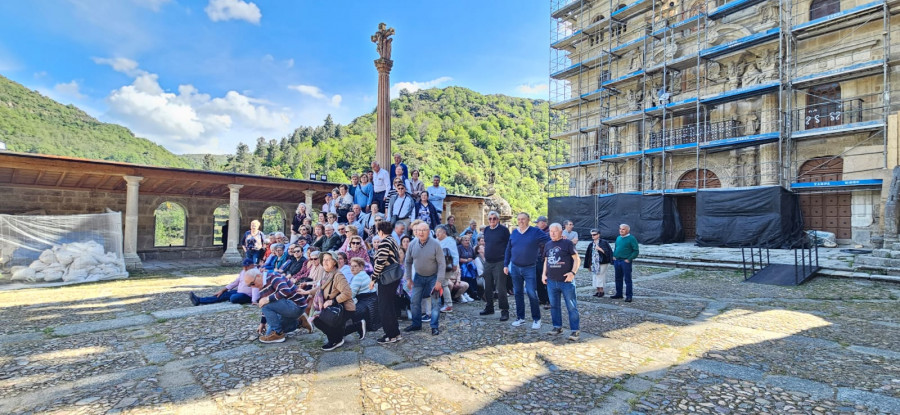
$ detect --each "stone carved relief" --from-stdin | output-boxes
[627,50,644,72]
[626,88,643,111]
[724,60,745,90]
[756,1,779,29]
[648,39,679,68]
[706,24,753,47]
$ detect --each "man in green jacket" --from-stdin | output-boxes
[611,223,639,302]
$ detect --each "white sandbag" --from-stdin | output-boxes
[39,250,57,265]
[54,248,77,266]
[70,255,99,271]
[98,252,119,265]
[63,268,89,282]
[80,241,104,256]
[12,267,36,282]
[28,260,49,272]
[39,268,65,282]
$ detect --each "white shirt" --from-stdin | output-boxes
[427,185,447,212]
[372,169,390,193]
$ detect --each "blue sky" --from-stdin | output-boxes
[0,0,550,154]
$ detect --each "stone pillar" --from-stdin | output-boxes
[375,59,394,169]
[304,190,316,213]
[123,176,143,271]
[759,142,779,185]
[445,201,454,220]
[222,184,244,265]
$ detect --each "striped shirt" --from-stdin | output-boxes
[258,276,307,308]
[371,236,400,282]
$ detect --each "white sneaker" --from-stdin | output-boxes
[511,318,526,327]
[531,320,542,329]
[465,293,474,302]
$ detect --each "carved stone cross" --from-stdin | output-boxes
[371,22,395,61]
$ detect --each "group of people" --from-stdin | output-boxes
[190,154,641,350]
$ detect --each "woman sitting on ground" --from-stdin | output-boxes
[310,252,357,351]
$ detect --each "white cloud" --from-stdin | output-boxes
[132,0,171,11]
[390,76,452,98]
[97,60,290,152]
[204,0,261,24]
[516,83,549,96]
[285,58,294,69]
[92,57,145,77]
[288,84,342,108]
[54,80,85,99]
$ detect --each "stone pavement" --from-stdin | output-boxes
[1,265,900,414]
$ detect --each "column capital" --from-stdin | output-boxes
[123,175,143,185]
[303,190,316,196]
[228,184,244,192]
[374,58,394,72]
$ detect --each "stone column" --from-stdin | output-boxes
[123,175,143,271]
[375,59,394,169]
[304,190,316,213]
[445,201,454,220]
[222,184,244,265]
[759,142,779,185]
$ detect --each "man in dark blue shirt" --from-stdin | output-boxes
[504,212,551,329]
[542,223,581,341]
[480,210,511,320]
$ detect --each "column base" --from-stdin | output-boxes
[221,250,244,266]
[124,253,143,271]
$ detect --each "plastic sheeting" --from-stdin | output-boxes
[548,194,683,244]
[695,186,804,248]
[0,212,128,286]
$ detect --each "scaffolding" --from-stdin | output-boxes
[549,0,899,197]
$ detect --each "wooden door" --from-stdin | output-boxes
[676,169,720,240]
[797,157,851,239]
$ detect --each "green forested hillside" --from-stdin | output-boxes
[219,87,560,216]
[0,75,196,168]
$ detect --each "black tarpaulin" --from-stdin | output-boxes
[548,194,683,244]
[695,186,804,248]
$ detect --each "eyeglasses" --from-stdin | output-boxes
[350,241,361,245]
[489,217,498,221]
[309,257,319,261]
[591,234,599,237]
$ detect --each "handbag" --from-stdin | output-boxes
[379,262,402,285]
[318,304,344,327]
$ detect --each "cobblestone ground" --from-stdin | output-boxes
[1,265,900,414]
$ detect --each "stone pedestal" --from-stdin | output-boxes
[221,184,244,266]
[123,176,143,271]
[375,59,393,169]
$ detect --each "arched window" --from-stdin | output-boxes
[591,179,615,195]
[676,169,721,189]
[262,206,285,235]
[809,0,840,20]
[614,4,628,37]
[213,205,229,246]
[798,156,843,182]
[805,83,841,129]
[154,202,187,247]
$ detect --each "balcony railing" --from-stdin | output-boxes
[648,120,741,148]
[791,95,883,132]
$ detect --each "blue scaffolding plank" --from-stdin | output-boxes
[643,142,698,154]
[611,0,652,20]
[610,35,647,56]
[792,60,884,87]
[699,27,780,59]
[602,69,644,87]
[600,150,643,160]
[792,120,884,139]
[549,162,580,170]
[551,30,584,50]
[550,96,582,110]
[601,109,644,125]
[645,97,699,114]
[790,179,883,189]
[700,81,780,105]
[708,0,767,19]
[580,88,609,101]
[645,188,698,194]
[700,132,779,150]
[650,13,704,37]
[792,1,883,32]
[550,62,583,79]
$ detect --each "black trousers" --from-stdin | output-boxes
[313,309,350,344]
[377,279,402,338]
[482,261,508,311]
[535,260,549,303]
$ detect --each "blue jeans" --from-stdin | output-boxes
[547,279,580,330]
[261,299,305,335]
[197,290,251,305]
[509,264,541,321]
[245,249,263,264]
[613,259,633,298]
[409,273,440,329]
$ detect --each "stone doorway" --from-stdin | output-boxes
[797,157,851,239]
[676,169,721,241]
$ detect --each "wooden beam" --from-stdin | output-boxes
[33,170,45,186]
[55,172,69,186]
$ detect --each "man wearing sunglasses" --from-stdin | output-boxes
[479,211,511,320]
[386,181,416,230]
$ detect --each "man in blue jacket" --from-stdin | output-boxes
[504,212,551,329]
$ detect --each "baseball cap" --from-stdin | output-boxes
[241,258,254,267]
[534,215,548,223]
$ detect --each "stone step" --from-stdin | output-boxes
[854,255,900,276]
[892,242,900,251]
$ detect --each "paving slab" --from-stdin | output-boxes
[151,302,242,320]
[54,314,155,335]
